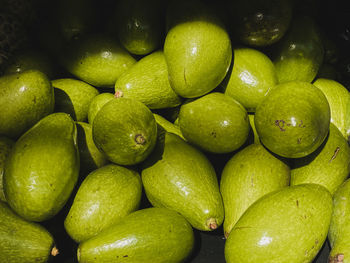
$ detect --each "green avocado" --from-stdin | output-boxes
[225,184,333,263]
[87,92,114,125]
[291,123,350,194]
[223,47,278,112]
[178,92,250,154]
[60,34,136,88]
[0,136,14,202]
[0,201,57,263]
[220,144,290,238]
[142,132,224,231]
[52,78,99,122]
[4,113,80,222]
[153,113,184,140]
[328,179,350,262]
[65,164,142,243]
[164,1,232,98]
[77,207,194,263]
[0,70,54,139]
[115,50,182,109]
[114,0,164,55]
[92,97,157,165]
[273,16,324,84]
[254,81,330,158]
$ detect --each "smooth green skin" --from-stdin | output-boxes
[65,164,142,243]
[4,113,80,222]
[76,122,108,177]
[115,51,182,109]
[87,93,114,125]
[273,16,324,84]
[225,184,333,263]
[77,207,194,263]
[115,0,163,55]
[92,98,157,165]
[248,113,260,144]
[61,34,136,88]
[142,132,224,231]
[52,78,100,122]
[0,70,54,139]
[0,136,14,202]
[254,81,330,158]
[153,113,185,140]
[228,0,293,47]
[223,48,278,112]
[291,123,350,195]
[4,49,55,79]
[164,12,232,98]
[178,92,250,154]
[0,201,55,263]
[313,78,350,140]
[220,144,290,238]
[328,179,350,262]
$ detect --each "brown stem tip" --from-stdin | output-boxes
[206,218,218,230]
[329,253,344,263]
[51,246,59,257]
[114,90,124,98]
[135,134,146,145]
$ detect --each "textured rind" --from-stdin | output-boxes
[141,132,224,231]
[225,184,333,263]
[0,201,54,263]
[78,207,194,263]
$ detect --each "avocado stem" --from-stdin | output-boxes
[51,246,59,257]
[135,134,146,145]
[114,90,124,98]
[206,218,218,230]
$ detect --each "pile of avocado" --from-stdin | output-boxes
[1,0,350,262]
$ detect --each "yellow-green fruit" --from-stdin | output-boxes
[87,93,114,125]
[153,113,185,140]
[0,136,14,202]
[225,184,333,263]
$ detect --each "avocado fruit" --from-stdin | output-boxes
[153,113,185,140]
[0,136,14,202]
[87,92,114,125]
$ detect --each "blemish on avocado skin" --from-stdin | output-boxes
[275,120,286,131]
[329,147,340,163]
[297,138,302,144]
[123,255,128,257]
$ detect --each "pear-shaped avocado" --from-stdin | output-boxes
[52,78,99,122]
[223,47,278,112]
[0,201,58,263]
[178,92,250,154]
[328,179,350,262]
[254,81,330,158]
[153,113,185,140]
[0,70,54,139]
[4,113,80,222]
[115,50,182,109]
[0,136,14,201]
[220,144,290,238]
[77,207,194,263]
[164,1,232,98]
[313,78,350,140]
[291,123,350,194]
[113,0,164,55]
[225,184,333,263]
[92,97,157,165]
[76,122,108,177]
[60,34,136,88]
[87,92,114,125]
[273,16,324,83]
[142,132,224,231]
[65,164,142,243]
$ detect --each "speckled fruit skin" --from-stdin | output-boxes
[291,123,350,194]
[142,132,224,231]
[64,164,142,243]
[178,92,250,154]
[77,207,194,263]
[92,97,157,166]
[328,179,350,263]
[3,113,79,222]
[220,144,290,238]
[254,81,330,158]
[225,184,333,263]
[0,70,54,139]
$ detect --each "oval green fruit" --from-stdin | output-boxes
[254,81,330,158]
[142,132,224,231]
[65,164,142,243]
[179,92,250,154]
[220,144,290,238]
[0,136,14,202]
[92,97,157,165]
[77,207,194,263]
[87,92,114,125]
[4,113,80,221]
[225,184,333,263]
